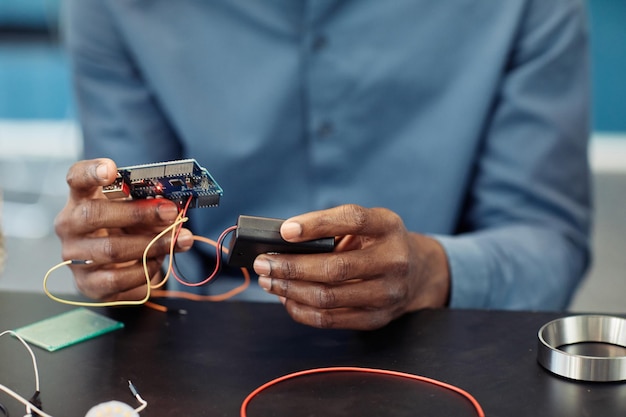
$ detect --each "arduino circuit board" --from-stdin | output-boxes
[102,159,223,208]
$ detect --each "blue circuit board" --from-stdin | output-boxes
[102,159,223,208]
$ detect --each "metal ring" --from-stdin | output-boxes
[537,315,626,382]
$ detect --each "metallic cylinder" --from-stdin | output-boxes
[537,315,626,382]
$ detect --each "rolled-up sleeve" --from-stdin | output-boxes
[436,0,592,310]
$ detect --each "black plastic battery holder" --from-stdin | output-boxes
[226,215,335,268]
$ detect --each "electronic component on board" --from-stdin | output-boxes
[103,159,223,208]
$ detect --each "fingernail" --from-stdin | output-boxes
[278,296,286,305]
[157,203,179,222]
[96,163,109,180]
[176,229,193,250]
[258,276,271,291]
[253,258,271,275]
[281,221,302,239]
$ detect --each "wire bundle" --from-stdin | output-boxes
[43,196,249,310]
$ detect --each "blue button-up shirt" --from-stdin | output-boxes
[66,0,591,309]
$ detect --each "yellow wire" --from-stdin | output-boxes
[43,216,188,308]
[146,212,189,289]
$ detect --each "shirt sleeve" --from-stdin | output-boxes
[435,0,592,310]
[64,0,182,164]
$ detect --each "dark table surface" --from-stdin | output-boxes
[0,291,624,417]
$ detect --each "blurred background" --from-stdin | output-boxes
[0,0,624,311]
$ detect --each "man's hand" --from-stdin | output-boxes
[253,204,450,330]
[54,158,194,301]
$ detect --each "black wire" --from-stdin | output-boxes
[171,195,203,284]
[170,194,234,285]
[171,235,228,285]
[171,250,216,285]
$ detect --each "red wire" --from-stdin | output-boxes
[145,197,249,310]
[167,203,484,416]
[171,225,237,287]
[240,366,485,417]
[167,196,237,287]
[171,196,193,244]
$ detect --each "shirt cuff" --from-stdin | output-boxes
[432,235,491,309]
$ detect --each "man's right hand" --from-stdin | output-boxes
[54,158,194,301]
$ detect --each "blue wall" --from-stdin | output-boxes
[0,0,624,132]
[588,0,626,132]
[0,44,72,119]
[0,0,60,28]
[0,0,71,119]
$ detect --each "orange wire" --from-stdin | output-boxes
[240,366,485,417]
[144,197,249,309]
[150,197,194,290]
[143,301,168,313]
[150,230,250,305]
[151,265,250,302]
[170,228,236,287]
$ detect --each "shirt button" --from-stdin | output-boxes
[311,35,328,52]
[316,122,334,138]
